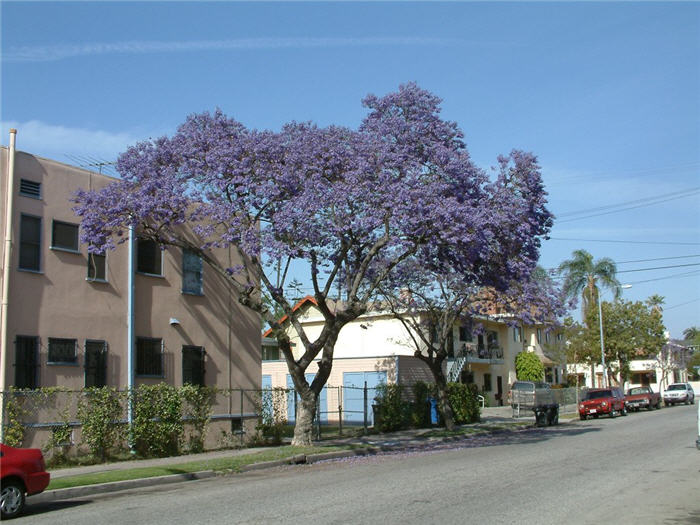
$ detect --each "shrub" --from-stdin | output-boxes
[253,387,288,445]
[181,385,215,453]
[131,384,183,457]
[410,381,432,428]
[77,387,126,461]
[515,351,544,381]
[3,388,29,447]
[447,382,481,424]
[374,384,411,432]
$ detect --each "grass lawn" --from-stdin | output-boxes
[47,445,340,490]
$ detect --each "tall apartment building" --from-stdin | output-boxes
[0,142,260,415]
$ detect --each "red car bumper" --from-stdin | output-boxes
[25,471,51,495]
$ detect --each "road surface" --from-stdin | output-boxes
[18,404,700,524]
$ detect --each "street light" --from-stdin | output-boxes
[598,284,632,388]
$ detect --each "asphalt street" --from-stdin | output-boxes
[17,404,700,525]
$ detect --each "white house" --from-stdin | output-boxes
[262,297,566,423]
[566,338,693,393]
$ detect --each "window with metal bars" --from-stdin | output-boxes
[182,345,205,386]
[15,336,38,389]
[136,337,164,376]
[84,340,107,387]
[48,338,78,364]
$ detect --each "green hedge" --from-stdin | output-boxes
[373,381,481,432]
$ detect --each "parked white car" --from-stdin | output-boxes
[663,383,695,406]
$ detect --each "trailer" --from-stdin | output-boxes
[510,381,559,426]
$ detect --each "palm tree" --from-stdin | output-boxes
[683,326,700,344]
[645,294,665,314]
[557,249,621,324]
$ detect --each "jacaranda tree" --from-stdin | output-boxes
[74,83,553,445]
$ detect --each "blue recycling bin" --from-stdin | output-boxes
[429,397,439,425]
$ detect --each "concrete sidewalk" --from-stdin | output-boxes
[32,408,536,504]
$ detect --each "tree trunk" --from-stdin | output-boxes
[435,381,455,431]
[291,387,318,447]
[430,363,455,431]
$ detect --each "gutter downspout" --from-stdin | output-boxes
[127,225,135,451]
[0,129,18,443]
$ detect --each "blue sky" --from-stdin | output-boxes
[1,2,699,338]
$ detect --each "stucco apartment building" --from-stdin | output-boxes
[262,297,565,424]
[1,139,261,445]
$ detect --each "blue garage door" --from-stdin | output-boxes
[286,374,327,423]
[261,374,272,412]
[343,371,387,425]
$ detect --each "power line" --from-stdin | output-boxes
[556,186,700,218]
[615,254,700,265]
[617,263,700,274]
[626,270,700,285]
[547,162,700,186]
[547,237,700,246]
[664,298,700,311]
[556,189,700,223]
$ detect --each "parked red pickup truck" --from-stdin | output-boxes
[625,386,661,411]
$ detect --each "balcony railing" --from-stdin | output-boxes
[453,343,504,362]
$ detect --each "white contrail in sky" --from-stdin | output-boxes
[4,37,465,62]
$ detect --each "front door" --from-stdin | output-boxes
[85,340,107,388]
[496,376,503,406]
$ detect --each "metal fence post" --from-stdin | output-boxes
[240,388,244,446]
[316,397,321,441]
[338,386,343,437]
[363,381,368,435]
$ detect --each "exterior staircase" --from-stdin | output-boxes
[447,355,468,383]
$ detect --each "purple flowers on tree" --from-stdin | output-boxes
[74,83,555,445]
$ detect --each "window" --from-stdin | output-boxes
[487,330,499,349]
[87,252,107,281]
[15,336,38,389]
[513,326,522,342]
[459,325,472,342]
[48,338,78,364]
[536,328,542,344]
[136,337,163,376]
[182,249,203,295]
[545,331,551,343]
[262,345,280,361]
[19,179,41,199]
[84,340,107,387]
[182,345,205,386]
[51,220,79,252]
[136,238,162,275]
[483,373,492,392]
[545,367,554,383]
[19,214,41,271]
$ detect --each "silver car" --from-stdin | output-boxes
[662,383,695,406]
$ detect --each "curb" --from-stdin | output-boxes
[30,422,552,504]
[31,470,218,504]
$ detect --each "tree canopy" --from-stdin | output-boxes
[565,298,666,385]
[74,83,554,445]
[557,249,620,322]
